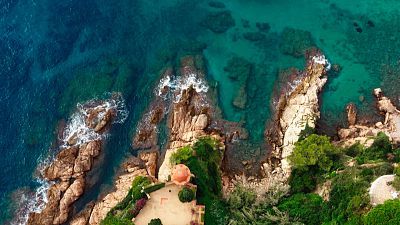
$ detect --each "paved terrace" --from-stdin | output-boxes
[134,183,204,225]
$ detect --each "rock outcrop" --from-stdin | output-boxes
[263,51,330,183]
[338,88,400,147]
[157,56,224,181]
[87,162,148,225]
[27,96,123,225]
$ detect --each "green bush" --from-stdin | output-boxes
[289,134,341,172]
[289,168,317,193]
[394,167,400,176]
[364,200,400,225]
[143,183,165,194]
[298,123,315,141]
[345,143,364,157]
[278,193,326,225]
[178,187,195,202]
[148,218,163,225]
[227,185,257,209]
[170,146,193,165]
[326,168,370,224]
[193,137,221,163]
[100,215,133,225]
[392,176,400,191]
[113,176,150,211]
[356,132,393,163]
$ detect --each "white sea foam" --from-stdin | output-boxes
[312,54,331,71]
[156,73,208,102]
[11,179,52,225]
[16,94,128,225]
[62,94,128,147]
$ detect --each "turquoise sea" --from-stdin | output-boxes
[1,0,400,223]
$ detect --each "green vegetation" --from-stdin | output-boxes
[289,134,342,172]
[278,193,326,225]
[355,132,393,164]
[101,176,151,225]
[143,183,165,194]
[363,200,400,225]
[148,218,163,225]
[170,146,193,165]
[103,132,400,225]
[178,187,195,202]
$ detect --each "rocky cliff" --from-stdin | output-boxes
[27,94,126,225]
[262,50,330,184]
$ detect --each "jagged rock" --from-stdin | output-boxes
[88,167,148,225]
[338,88,400,147]
[139,151,158,177]
[346,103,357,126]
[28,98,117,225]
[262,51,329,184]
[44,147,79,181]
[70,202,95,225]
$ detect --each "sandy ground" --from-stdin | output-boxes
[369,175,399,206]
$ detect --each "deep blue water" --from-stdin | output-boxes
[2,0,400,223]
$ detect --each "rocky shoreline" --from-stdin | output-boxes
[24,50,333,224]
[338,88,400,147]
[27,95,125,225]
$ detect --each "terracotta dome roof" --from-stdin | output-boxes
[171,164,191,185]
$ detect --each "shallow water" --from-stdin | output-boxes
[1,0,400,223]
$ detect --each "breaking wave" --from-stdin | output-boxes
[156,73,209,102]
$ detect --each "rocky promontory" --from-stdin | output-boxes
[27,95,126,225]
[262,50,330,184]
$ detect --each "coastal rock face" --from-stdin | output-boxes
[27,97,120,225]
[158,56,220,181]
[263,51,330,183]
[338,88,400,146]
[88,163,148,225]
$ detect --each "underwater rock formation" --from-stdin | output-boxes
[224,57,253,110]
[346,103,357,126]
[338,88,400,147]
[280,27,315,58]
[27,94,126,225]
[201,10,235,34]
[243,32,266,42]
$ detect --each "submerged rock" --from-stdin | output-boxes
[256,22,271,32]
[201,10,235,34]
[208,1,226,9]
[346,103,357,126]
[243,32,266,42]
[280,27,315,58]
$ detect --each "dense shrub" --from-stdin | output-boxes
[289,134,341,172]
[363,200,400,225]
[170,146,193,165]
[289,168,317,193]
[148,218,163,225]
[178,187,195,202]
[278,193,326,225]
[100,215,132,225]
[143,183,165,194]
[227,185,256,209]
[326,168,370,224]
[356,132,392,163]
[193,137,221,162]
[345,143,364,157]
[298,123,315,141]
